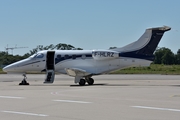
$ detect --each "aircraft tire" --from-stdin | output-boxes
[19,79,29,85]
[79,79,86,86]
[87,78,94,85]
[19,82,29,85]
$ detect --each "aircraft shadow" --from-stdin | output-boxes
[70,83,131,87]
[70,84,180,87]
[14,83,180,87]
[70,83,108,87]
[17,83,131,87]
[169,85,180,87]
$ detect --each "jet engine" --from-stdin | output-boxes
[92,50,119,60]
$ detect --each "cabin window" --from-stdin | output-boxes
[64,55,69,59]
[72,55,76,59]
[55,54,63,64]
[57,55,61,59]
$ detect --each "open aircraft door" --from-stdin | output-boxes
[44,51,55,83]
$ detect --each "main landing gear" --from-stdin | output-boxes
[19,73,29,85]
[79,77,94,86]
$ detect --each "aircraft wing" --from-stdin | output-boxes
[65,68,91,77]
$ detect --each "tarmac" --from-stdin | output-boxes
[0,74,180,120]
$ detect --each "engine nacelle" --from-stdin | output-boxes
[92,50,119,60]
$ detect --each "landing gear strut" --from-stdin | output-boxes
[19,73,29,85]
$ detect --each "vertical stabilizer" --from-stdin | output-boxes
[113,26,171,61]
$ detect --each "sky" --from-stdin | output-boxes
[0,0,180,55]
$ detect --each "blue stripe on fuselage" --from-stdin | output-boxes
[54,52,154,65]
[55,54,92,64]
[119,52,154,61]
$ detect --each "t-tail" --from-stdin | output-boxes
[113,26,171,61]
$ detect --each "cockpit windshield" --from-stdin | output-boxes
[35,53,44,58]
[29,53,44,59]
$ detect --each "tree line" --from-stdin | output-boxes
[154,47,180,64]
[0,43,82,67]
[0,43,180,67]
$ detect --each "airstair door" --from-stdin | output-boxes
[44,51,55,83]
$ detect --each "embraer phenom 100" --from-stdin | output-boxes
[3,26,171,85]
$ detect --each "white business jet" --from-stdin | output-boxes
[3,26,171,85]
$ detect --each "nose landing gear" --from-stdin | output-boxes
[19,73,29,85]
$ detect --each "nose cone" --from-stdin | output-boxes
[3,58,33,73]
[2,66,7,72]
[3,59,27,73]
[3,64,15,72]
